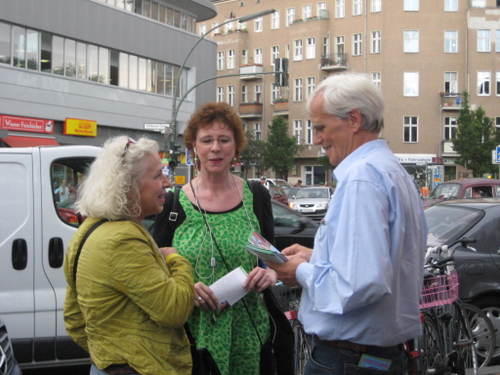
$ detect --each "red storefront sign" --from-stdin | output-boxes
[0,115,55,134]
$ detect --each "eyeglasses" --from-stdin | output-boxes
[121,137,137,159]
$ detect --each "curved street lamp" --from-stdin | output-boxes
[167,8,276,169]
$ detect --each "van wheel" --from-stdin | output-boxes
[472,296,500,362]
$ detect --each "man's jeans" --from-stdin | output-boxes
[90,364,140,375]
[304,340,406,375]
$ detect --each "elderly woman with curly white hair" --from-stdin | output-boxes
[63,136,195,375]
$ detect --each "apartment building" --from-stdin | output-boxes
[199,0,500,187]
[0,0,216,153]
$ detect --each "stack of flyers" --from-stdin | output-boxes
[246,232,288,264]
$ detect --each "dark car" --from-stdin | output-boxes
[425,199,500,358]
[424,178,500,208]
[272,200,318,250]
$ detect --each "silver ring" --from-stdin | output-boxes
[197,296,203,302]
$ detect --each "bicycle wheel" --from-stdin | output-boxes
[449,303,478,375]
[292,319,311,375]
[459,303,495,367]
[418,311,446,374]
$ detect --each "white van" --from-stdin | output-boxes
[0,145,99,369]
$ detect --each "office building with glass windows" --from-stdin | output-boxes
[0,0,216,150]
[205,0,500,186]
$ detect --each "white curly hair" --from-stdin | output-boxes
[76,135,160,220]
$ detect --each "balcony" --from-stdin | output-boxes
[442,140,458,156]
[239,102,263,118]
[272,99,289,116]
[239,64,264,80]
[440,93,464,111]
[320,53,348,71]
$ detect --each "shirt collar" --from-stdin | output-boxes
[333,139,387,182]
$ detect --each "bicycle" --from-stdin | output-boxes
[413,244,496,374]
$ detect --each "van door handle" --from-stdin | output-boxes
[48,237,64,268]
[12,239,28,270]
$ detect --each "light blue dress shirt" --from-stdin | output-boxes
[296,139,427,346]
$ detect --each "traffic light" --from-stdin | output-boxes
[274,58,289,87]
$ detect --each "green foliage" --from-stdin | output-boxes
[263,116,299,179]
[240,130,266,178]
[452,92,497,177]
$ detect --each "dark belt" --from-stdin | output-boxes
[318,339,403,354]
[104,364,137,375]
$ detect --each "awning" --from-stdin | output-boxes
[1,135,59,147]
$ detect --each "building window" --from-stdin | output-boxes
[271,83,280,102]
[303,5,312,19]
[271,11,280,29]
[217,51,224,70]
[352,0,363,16]
[371,0,382,12]
[352,33,363,56]
[294,78,303,101]
[224,20,234,33]
[404,72,419,96]
[403,116,418,143]
[317,2,327,17]
[371,31,381,54]
[294,120,303,144]
[496,72,500,95]
[286,8,295,26]
[444,117,457,140]
[241,85,248,103]
[254,17,263,32]
[217,86,225,102]
[0,22,11,65]
[255,84,262,103]
[336,0,345,18]
[471,0,486,7]
[477,30,491,52]
[404,0,419,11]
[254,123,262,140]
[242,49,248,65]
[199,24,207,36]
[336,35,345,54]
[306,120,313,144]
[444,31,458,53]
[227,50,235,69]
[444,72,458,94]
[371,72,381,87]
[294,39,303,60]
[271,45,280,66]
[227,85,235,106]
[496,30,500,52]
[27,29,39,71]
[306,37,316,59]
[477,71,491,95]
[404,30,419,53]
[323,36,330,56]
[307,77,316,97]
[496,117,500,135]
[444,0,458,11]
[254,48,263,64]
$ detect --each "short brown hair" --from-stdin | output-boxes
[184,102,247,156]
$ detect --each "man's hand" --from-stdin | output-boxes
[282,244,313,261]
[245,267,277,292]
[267,254,308,286]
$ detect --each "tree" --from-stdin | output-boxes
[263,116,299,179]
[452,92,497,177]
[240,130,266,178]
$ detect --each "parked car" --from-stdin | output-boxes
[247,178,290,205]
[424,198,500,359]
[424,178,500,208]
[0,318,22,375]
[288,186,334,220]
[272,200,318,250]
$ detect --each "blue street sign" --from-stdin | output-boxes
[497,145,500,163]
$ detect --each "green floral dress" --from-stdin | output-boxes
[173,184,270,375]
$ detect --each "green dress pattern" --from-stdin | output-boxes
[173,183,270,375]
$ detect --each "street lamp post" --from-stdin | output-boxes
[167,8,276,174]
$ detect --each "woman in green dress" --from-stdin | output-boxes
[153,102,278,375]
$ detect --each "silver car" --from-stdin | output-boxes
[288,186,334,220]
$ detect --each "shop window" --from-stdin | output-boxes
[0,22,10,64]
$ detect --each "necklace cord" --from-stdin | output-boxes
[189,179,264,346]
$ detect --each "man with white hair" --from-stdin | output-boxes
[269,73,427,374]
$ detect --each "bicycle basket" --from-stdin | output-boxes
[419,271,459,309]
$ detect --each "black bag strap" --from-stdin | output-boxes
[72,219,108,287]
[168,186,181,222]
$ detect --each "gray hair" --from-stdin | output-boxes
[76,136,159,220]
[307,73,384,132]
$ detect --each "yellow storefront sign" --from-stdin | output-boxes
[64,118,97,137]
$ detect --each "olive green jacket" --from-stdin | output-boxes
[64,218,194,375]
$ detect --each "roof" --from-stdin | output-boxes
[169,0,217,21]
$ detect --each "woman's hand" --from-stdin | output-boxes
[194,281,228,312]
[159,247,177,256]
[244,267,277,292]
